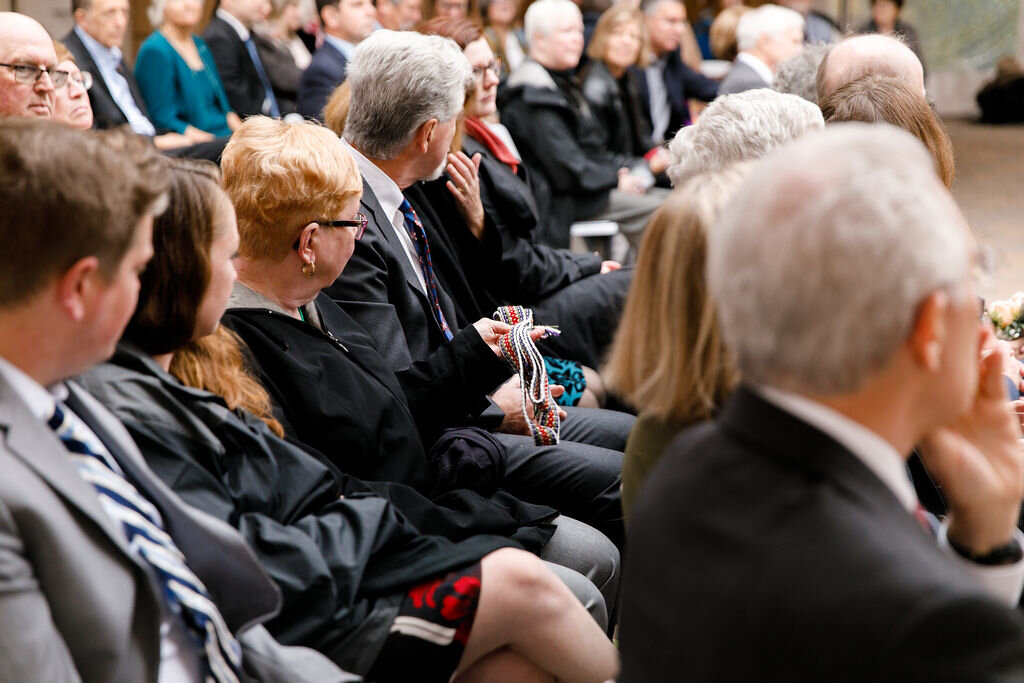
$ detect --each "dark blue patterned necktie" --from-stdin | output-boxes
[244,36,281,117]
[47,401,243,683]
[399,198,454,341]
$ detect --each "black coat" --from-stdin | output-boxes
[80,345,522,674]
[580,61,655,158]
[498,60,634,248]
[632,49,718,144]
[202,16,269,117]
[222,292,510,489]
[620,385,1024,681]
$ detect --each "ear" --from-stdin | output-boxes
[54,256,101,323]
[73,7,87,24]
[320,4,338,30]
[296,222,319,265]
[907,290,950,372]
[417,118,439,154]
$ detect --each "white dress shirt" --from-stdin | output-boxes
[757,384,1024,606]
[0,356,202,682]
[73,26,157,136]
[735,51,775,87]
[644,56,671,144]
[342,138,427,293]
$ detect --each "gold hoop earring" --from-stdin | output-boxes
[301,261,316,277]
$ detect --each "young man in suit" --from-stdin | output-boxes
[62,0,226,159]
[295,0,376,119]
[620,123,1024,681]
[637,0,718,145]
[718,3,805,95]
[0,116,351,682]
[202,0,281,117]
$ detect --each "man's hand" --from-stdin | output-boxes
[491,376,568,434]
[918,338,1024,555]
[446,151,486,240]
[471,317,548,358]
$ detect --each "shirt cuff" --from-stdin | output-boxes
[937,521,1024,606]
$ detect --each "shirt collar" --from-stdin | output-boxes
[323,34,355,59]
[736,51,775,87]
[74,25,123,67]
[0,355,68,421]
[216,8,251,41]
[755,384,918,512]
[342,138,406,226]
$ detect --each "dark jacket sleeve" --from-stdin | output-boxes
[680,61,719,103]
[296,50,345,120]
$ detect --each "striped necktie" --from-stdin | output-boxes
[399,198,454,341]
[47,401,243,683]
[244,36,281,117]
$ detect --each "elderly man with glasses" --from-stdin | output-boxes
[0,12,66,119]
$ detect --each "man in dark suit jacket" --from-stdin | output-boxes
[637,0,718,144]
[325,31,631,547]
[718,3,805,95]
[202,0,280,117]
[63,0,226,161]
[620,124,1024,681]
[296,0,376,119]
[0,118,351,681]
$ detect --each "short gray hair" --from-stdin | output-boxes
[773,42,831,104]
[666,89,823,186]
[707,123,970,395]
[735,4,804,52]
[344,30,471,160]
[524,0,580,44]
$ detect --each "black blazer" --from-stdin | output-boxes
[202,16,267,117]
[296,41,347,120]
[620,385,1024,681]
[62,29,152,131]
[632,48,718,144]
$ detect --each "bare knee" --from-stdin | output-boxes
[481,548,572,619]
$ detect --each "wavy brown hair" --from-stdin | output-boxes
[124,158,284,436]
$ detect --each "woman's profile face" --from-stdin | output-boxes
[465,37,500,119]
[193,195,240,341]
[315,194,364,283]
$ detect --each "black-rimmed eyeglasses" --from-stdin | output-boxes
[293,213,368,249]
[318,213,367,240]
[0,63,70,88]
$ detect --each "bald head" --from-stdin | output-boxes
[0,13,58,119]
[817,33,924,103]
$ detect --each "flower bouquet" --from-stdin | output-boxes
[986,292,1024,342]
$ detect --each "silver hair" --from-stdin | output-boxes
[343,30,472,160]
[773,42,832,104]
[735,4,804,52]
[666,89,823,186]
[640,0,680,16]
[706,123,970,395]
[524,0,580,44]
[147,0,167,27]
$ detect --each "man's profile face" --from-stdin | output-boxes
[326,0,377,43]
[645,0,685,56]
[0,18,59,118]
[76,0,130,49]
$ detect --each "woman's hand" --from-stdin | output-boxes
[226,112,243,132]
[446,152,486,240]
[617,168,646,196]
[183,125,215,144]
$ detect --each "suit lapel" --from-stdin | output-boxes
[0,376,138,562]
[360,180,435,310]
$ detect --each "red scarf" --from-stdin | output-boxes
[464,117,519,175]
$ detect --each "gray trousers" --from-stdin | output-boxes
[539,515,620,633]
[583,187,671,252]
